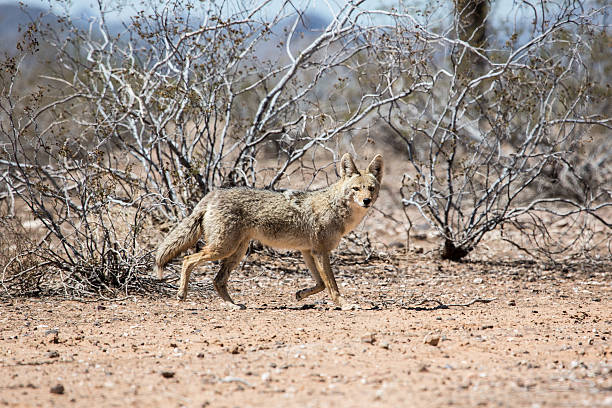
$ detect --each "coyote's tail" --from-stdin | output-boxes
[154,199,207,279]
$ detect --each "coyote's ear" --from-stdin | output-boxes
[339,153,359,178]
[366,154,383,183]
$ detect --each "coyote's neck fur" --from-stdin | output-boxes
[304,182,370,235]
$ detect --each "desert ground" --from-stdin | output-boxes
[1,244,610,407]
[1,150,611,408]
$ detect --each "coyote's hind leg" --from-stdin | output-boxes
[213,240,250,309]
[177,244,235,301]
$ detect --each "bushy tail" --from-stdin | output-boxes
[154,199,207,279]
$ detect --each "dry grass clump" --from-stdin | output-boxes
[0,214,46,296]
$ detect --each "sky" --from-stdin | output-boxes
[2,0,467,22]
[0,0,536,38]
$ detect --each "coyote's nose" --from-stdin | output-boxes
[363,198,371,207]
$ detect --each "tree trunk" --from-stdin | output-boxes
[440,239,472,261]
[454,0,489,76]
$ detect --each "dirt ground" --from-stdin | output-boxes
[1,150,611,407]
[1,248,610,408]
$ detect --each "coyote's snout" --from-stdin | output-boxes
[154,153,383,309]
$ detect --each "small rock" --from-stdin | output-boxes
[379,341,390,350]
[424,333,441,346]
[473,278,483,284]
[507,299,516,306]
[45,330,59,344]
[50,384,64,395]
[261,372,271,382]
[361,333,377,345]
[47,350,60,359]
[196,352,205,358]
[161,371,175,379]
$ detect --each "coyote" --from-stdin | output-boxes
[154,153,383,309]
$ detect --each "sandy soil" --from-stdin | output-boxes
[1,250,610,408]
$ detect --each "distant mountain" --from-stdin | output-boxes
[0,3,50,49]
[0,2,124,55]
[0,1,330,60]
[282,10,329,33]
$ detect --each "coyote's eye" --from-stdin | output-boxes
[368,186,375,192]
[352,186,360,191]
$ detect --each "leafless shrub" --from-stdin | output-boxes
[0,0,425,295]
[393,0,612,260]
[0,0,610,299]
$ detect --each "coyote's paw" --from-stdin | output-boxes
[333,297,360,311]
[295,289,307,301]
[340,302,360,311]
[221,301,246,310]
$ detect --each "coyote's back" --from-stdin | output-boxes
[154,153,383,309]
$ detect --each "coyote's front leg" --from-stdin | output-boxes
[296,250,325,301]
[312,251,358,310]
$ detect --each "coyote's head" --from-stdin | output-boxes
[338,153,384,209]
